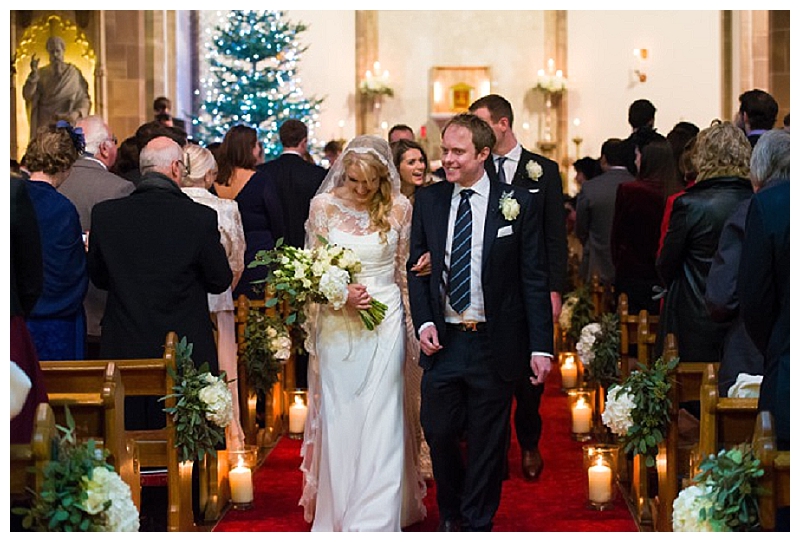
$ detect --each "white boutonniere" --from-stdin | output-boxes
[526,160,543,181]
[499,191,520,221]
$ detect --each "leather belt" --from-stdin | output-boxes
[446,321,487,333]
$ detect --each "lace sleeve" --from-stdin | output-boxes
[226,203,246,290]
[305,194,330,250]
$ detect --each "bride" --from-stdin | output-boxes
[299,135,426,531]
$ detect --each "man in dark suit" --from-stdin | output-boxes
[59,115,134,359]
[88,136,232,429]
[407,114,553,531]
[575,138,635,287]
[469,94,565,481]
[257,119,326,390]
[736,89,779,147]
[257,119,326,249]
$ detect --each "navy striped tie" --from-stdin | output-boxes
[449,189,474,314]
[496,156,508,184]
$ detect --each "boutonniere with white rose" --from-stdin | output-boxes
[526,160,543,181]
[499,191,520,221]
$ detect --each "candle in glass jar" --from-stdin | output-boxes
[561,356,578,388]
[588,457,613,503]
[289,395,308,434]
[572,396,592,434]
[229,462,254,504]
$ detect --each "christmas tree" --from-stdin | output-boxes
[193,10,324,159]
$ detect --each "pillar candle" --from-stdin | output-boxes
[588,458,613,503]
[229,464,253,504]
[289,396,308,434]
[572,397,592,434]
[561,356,578,388]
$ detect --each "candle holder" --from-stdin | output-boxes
[228,445,258,510]
[583,444,620,510]
[559,352,579,391]
[286,389,308,440]
[568,387,596,441]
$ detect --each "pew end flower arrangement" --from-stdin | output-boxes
[575,313,621,390]
[13,407,139,532]
[162,336,234,463]
[243,308,293,397]
[602,355,679,467]
[249,237,387,332]
[558,285,595,349]
[673,444,765,531]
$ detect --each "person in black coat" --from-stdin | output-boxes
[657,121,753,364]
[470,95,566,481]
[88,136,232,429]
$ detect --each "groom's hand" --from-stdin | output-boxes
[529,354,551,386]
[419,325,442,356]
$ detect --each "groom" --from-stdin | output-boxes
[407,113,553,531]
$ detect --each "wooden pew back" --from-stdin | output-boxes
[753,411,790,531]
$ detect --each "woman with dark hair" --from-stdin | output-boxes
[24,122,89,360]
[214,124,284,299]
[610,138,676,314]
[390,138,434,204]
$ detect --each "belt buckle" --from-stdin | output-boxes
[462,321,479,332]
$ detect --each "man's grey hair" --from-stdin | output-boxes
[76,115,110,155]
[139,137,184,174]
[750,129,790,190]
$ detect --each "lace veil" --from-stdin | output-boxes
[315,134,402,197]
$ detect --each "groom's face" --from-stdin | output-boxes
[441,125,490,188]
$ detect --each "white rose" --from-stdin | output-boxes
[319,267,350,309]
[526,160,543,181]
[499,192,520,221]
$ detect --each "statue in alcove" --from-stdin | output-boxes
[22,36,91,139]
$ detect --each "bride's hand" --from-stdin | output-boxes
[346,283,372,310]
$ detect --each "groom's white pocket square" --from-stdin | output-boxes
[528,188,540,194]
[497,225,513,238]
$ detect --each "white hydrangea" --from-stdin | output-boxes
[576,322,601,366]
[199,374,233,428]
[83,466,140,532]
[672,484,714,532]
[319,266,350,309]
[601,384,635,436]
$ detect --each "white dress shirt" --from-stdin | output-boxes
[493,143,523,184]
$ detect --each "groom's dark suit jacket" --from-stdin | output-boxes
[407,178,553,382]
[485,148,567,293]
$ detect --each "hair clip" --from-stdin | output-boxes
[56,120,86,154]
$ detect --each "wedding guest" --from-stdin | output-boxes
[111,136,141,186]
[299,135,426,531]
[181,143,246,447]
[388,123,415,143]
[658,135,699,257]
[214,124,284,299]
[88,136,232,430]
[736,88,779,147]
[322,139,343,168]
[391,138,434,203]
[24,122,89,360]
[657,121,753,365]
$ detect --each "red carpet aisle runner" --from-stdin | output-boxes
[214,366,638,532]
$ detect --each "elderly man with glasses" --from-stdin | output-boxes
[87,135,232,430]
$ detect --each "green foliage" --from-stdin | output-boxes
[619,354,679,467]
[243,309,289,396]
[584,312,621,389]
[193,10,324,160]
[161,337,227,463]
[13,408,113,531]
[695,444,765,531]
[562,285,595,345]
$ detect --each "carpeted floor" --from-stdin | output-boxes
[214,365,639,532]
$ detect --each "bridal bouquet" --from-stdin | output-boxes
[163,336,233,463]
[673,444,765,531]
[251,237,388,330]
[601,355,679,467]
[14,408,139,532]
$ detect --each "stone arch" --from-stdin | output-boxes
[14,14,96,154]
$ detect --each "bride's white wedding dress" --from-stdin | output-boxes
[300,193,426,532]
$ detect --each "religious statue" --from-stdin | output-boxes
[23,36,91,139]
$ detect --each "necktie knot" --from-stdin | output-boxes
[460,188,475,200]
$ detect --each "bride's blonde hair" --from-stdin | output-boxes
[343,150,393,242]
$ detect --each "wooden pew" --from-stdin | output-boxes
[10,402,57,503]
[235,294,292,447]
[590,273,614,318]
[39,359,140,510]
[654,334,710,532]
[617,293,659,380]
[697,363,758,462]
[752,411,790,531]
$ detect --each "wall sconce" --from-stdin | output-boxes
[633,48,648,83]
